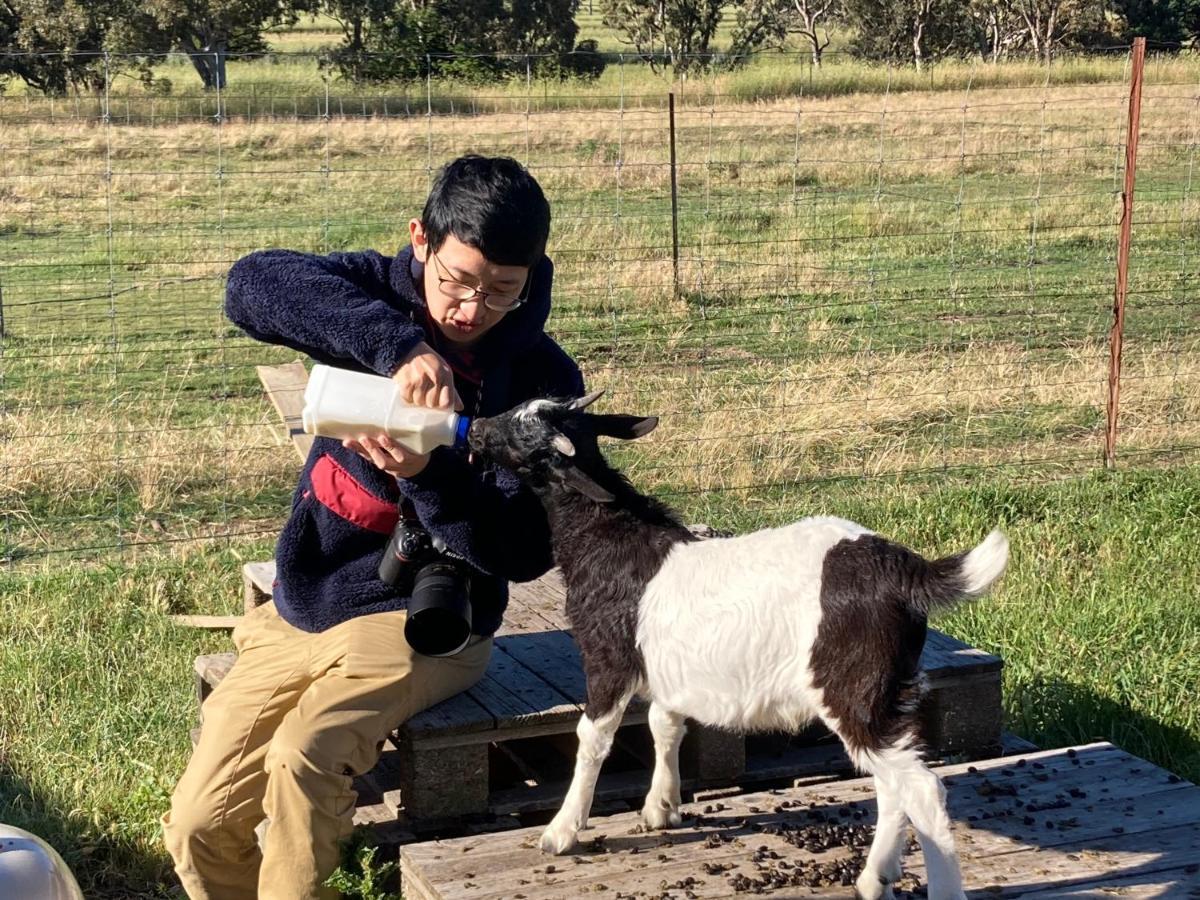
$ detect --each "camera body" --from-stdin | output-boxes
[379,518,473,657]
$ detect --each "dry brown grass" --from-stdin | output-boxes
[2,68,1197,558]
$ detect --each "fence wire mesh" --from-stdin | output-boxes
[1,49,1198,564]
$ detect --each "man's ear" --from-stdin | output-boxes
[409,218,427,261]
[559,466,615,503]
[588,414,658,440]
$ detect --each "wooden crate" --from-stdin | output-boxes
[400,742,1200,899]
[196,564,1004,830]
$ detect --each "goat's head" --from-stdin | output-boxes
[467,390,657,503]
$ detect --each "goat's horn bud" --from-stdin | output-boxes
[570,389,605,411]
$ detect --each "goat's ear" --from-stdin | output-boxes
[588,414,658,440]
[551,433,576,457]
[559,466,615,503]
[569,389,605,411]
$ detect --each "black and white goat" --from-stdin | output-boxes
[466,392,1009,900]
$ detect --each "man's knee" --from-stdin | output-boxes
[162,792,243,863]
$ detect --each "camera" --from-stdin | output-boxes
[379,518,473,657]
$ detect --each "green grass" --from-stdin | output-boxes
[1,23,1199,897]
[1,469,1198,898]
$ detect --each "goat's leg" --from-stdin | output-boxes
[854,772,907,900]
[870,749,964,900]
[540,692,633,854]
[641,703,686,830]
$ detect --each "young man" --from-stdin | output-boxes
[162,155,584,900]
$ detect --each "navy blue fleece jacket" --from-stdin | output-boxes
[225,244,584,634]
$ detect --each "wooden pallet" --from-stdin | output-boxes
[400,742,1200,899]
[198,561,1004,830]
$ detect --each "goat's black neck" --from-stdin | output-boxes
[539,459,694,585]
[533,457,695,716]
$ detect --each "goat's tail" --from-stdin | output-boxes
[911,529,1010,614]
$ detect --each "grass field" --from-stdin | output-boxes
[1,33,1199,899]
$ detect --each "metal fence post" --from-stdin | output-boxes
[668,91,680,299]
[1105,36,1146,469]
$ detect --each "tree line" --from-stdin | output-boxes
[1,0,1196,94]
[730,0,1200,70]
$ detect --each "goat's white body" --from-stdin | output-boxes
[540,516,1007,900]
[636,516,871,733]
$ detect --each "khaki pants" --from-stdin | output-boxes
[162,600,492,900]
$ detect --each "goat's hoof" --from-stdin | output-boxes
[642,804,682,830]
[539,822,579,855]
[854,873,895,900]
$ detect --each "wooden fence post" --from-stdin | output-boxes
[668,91,680,299]
[1105,36,1146,469]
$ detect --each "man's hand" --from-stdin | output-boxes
[343,434,430,478]
[392,341,463,411]
[345,342,462,476]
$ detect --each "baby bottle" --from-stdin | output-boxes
[301,364,470,453]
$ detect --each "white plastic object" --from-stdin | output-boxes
[0,824,85,900]
[301,364,469,454]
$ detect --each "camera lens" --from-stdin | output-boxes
[405,561,472,657]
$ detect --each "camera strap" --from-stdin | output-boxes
[398,497,420,522]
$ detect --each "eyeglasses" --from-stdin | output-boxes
[427,251,532,312]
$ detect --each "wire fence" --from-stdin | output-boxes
[1,47,1198,564]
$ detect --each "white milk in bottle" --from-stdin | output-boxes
[301,364,470,453]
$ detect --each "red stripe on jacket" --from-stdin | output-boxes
[310,454,399,534]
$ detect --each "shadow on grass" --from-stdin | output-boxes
[1008,676,1200,789]
[1,749,178,898]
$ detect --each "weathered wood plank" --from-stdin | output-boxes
[923,628,1003,679]
[256,360,314,461]
[242,560,276,611]
[499,582,565,635]
[403,689,496,740]
[459,647,579,731]
[508,570,569,631]
[1013,865,1200,899]
[404,743,1134,869]
[194,652,235,707]
[493,630,587,707]
[408,816,1200,900]
[400,744,1200,899]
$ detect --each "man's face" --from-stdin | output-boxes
[410,219,530,348]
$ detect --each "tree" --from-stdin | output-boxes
[322,0,595,84]
[322,0,390,58]
[0,0,112,93]
[731,0,842,66]
[1113,0,1200,46]
[962,0,1025,61]
[842,0,969,68]
[109,0,315,90]
[600,0,726,71]
[1002,0,1111,62]
[504,0,579,56]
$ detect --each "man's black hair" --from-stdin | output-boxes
[421,155,551,268]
